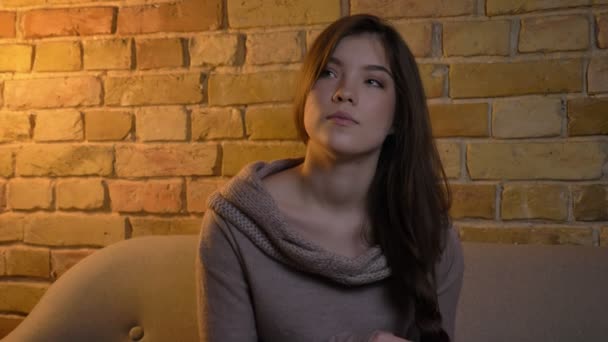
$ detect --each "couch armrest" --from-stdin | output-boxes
[3,235,200,342]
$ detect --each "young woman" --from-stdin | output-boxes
[196,14,464,342]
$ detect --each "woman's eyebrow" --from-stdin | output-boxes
[327,57,393,79]
[327,57,343,66]
[363,65,393,78]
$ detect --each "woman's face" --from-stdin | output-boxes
[303,33,396,157]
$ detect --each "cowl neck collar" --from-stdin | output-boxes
[207,158,390,286]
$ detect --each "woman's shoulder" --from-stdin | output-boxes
[199,209,233,246]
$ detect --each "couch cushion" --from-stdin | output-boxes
[456,242,608,342]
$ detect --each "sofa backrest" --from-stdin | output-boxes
[456,242,608,342]
[3,235,200,342]
[4,236,607,342]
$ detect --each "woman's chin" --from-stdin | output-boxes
[324,141,382,159]
[307,132,384,158]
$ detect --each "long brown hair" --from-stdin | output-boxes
[293,14,452,342]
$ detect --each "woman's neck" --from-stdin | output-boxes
[295,142,381,212]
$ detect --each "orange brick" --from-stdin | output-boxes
[458,226,593,246]
[118,0,221,34]
[228,0,340,28]
[108,179,183,213]
[568,98,608,136]
[419,64,446,98]
[0,316,22,339]
[85,110,132,141]
[190,34,242,67]
[467,142,606,180]
[0,214,25,242]
[501,184,569,221]
[0,250,4,275]
[209,70,298,106]
[0,45,32,72]
[572,185,608,221]
[130,217,203,237]
[5,77,101,110]
[1,0,43,6]
[0,283,48,313]
[16,145,113,176]
[428,103,488,137]
[105,74,202,106]
[487,0,589,15]
[0,112,30,143]
[0,181,5,212]
[34,110,83,142]
[0,12,16,38]
[443,20,510,56]
[8,178,53,210]
[352,0,474,18]
[598,14,608,49]
[50,249,95,279]
[588,58,608,94]
[450,183,496,219]
[33,41,81,72]
[246,31,302,65]
[450,60,582,98]
[222,142,305,176]
[0,148,13,178]
[391,21,433,57]
[0,195,5,215]
[56,178,105,210]
[191,107,243,140]
[306,29,325,50]
[492,97,562,138]
[437,141,461,179]
[83,39,132,70]
[5,247,50,278]
[245,105,299,140]
[23,7,115,38]
[23,214,124,246]
[136,106,187,142]
[136,38,184,70]
[115,144,218,177]
[186,178,225,213]
[519,15,589,52]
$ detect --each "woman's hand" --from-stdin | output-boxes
[369,331,412,342]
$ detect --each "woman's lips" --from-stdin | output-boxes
[326,111,359,125]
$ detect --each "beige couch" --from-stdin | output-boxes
[2,236,200,342]
[3,235,608,342]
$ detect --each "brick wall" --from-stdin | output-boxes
[0,0,607,336]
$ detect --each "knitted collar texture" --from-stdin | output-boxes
[207,158,390,286]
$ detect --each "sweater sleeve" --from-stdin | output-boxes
[196,210,258,342]
[435,226,465,341]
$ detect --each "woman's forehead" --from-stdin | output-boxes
[329,34,390,69]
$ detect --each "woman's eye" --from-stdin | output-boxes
[366,79,384,88]
[320,69,337,78]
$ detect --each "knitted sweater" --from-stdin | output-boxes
[196,159,464,342]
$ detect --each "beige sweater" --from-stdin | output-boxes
[196,159,464,342]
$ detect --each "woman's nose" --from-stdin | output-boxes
[332,81,357,105]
